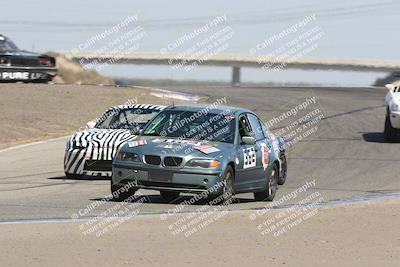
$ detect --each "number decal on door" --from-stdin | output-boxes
[243,147,256,169]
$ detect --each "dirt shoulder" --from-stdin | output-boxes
[0,84,190,149]
[0,198,399,267]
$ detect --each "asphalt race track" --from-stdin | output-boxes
[1,85,399,222]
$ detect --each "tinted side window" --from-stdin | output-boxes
[247,113,264,140]
[238,114,252,138]
[259,118,269,137]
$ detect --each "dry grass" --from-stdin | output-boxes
[46,52,115,85]
[0,84,188,149]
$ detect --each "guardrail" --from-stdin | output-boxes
[65,52,400,86]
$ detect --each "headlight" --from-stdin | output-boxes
[72,141,86,150]
[391,103,400,112]
[186,159,221,168]
[115,151,140,162]
[67,138,85,150]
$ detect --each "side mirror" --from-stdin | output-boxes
[130,126,143,135]
[385,84,394,92]
[242,136,256,145]
[385,84,399,92]
[86,121,96,129]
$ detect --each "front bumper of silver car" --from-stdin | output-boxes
[112,162,224,193]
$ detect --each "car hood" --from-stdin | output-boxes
[122,136,234,158]
[0,50,47,57]
[386,91,400,106]
[392,93,400,102]
[70,128,136,149]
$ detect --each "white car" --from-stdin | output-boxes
[384,84,400,142]
[64,104,165,177]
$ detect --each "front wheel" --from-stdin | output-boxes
[160,191,180,203]
[65,172,82,178]
[209,166,234,205]
[384,111,400,142]
[111,182,137,202]
[254,164,278,201]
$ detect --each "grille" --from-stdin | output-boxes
[144,155,161,165]
[84,160,112,171]
[164,157,183,167]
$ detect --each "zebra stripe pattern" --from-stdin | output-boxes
[64,104,166,177]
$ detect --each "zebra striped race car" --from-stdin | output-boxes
[64,104,165,177]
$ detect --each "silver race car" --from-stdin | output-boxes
[111,104,287,203]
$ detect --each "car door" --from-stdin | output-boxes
[246,113,270,185]
[234,113,266,192]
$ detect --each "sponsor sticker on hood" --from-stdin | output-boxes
[128,140,147,147]
[193,145,220,154]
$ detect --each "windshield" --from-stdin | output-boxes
[0,38,19,52]
[142,110,236,143]
[95,108,160,129]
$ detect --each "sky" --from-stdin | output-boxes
[2,0,399,85]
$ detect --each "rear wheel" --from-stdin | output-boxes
[30,79,50,84]
[160,191,180,203]
[384,110,400,142]
[277,154,287,185]
[254,164,278,201]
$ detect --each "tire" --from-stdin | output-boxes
[254,164,278,201]
[65,172,82,178]
[384,110,400,142]
[111,182,137,202]
[160,191,180,203]
[210,166,234,205]
[277,154,287,185]
[30,79,49,84]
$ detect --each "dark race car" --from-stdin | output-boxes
[111,104,287,204]
[0,35,57,83]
